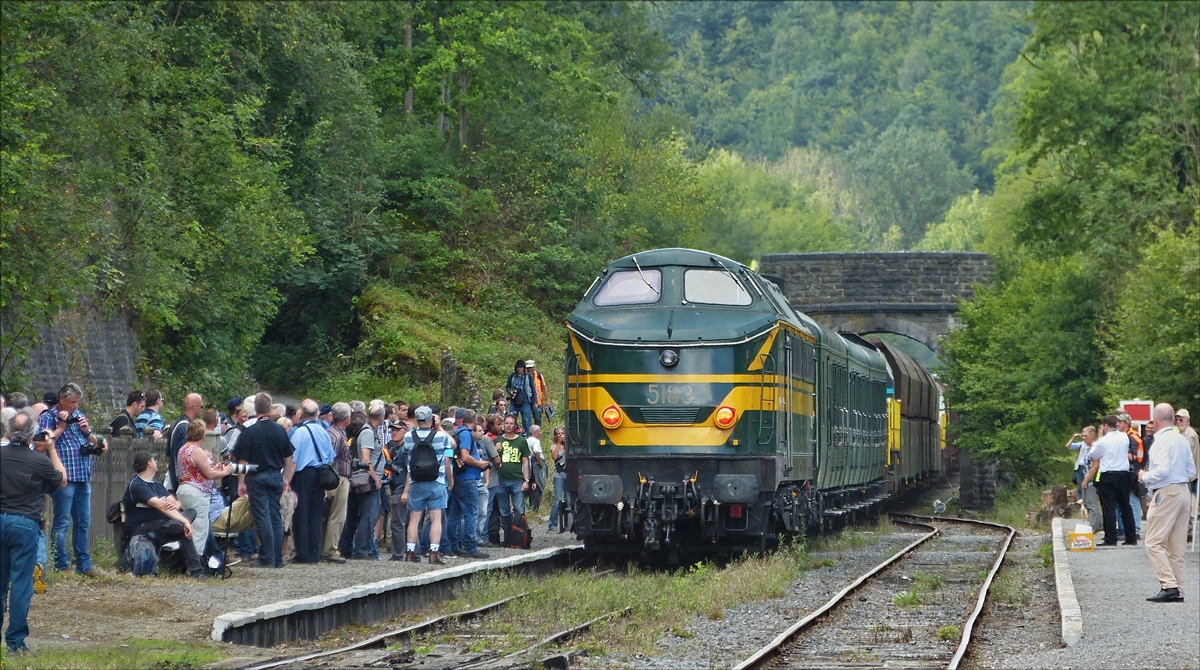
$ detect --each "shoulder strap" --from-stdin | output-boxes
[302,424,331,464]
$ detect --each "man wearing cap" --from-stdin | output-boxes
[1176,409,1199,532]
[505,359,538,434]
[386,420,410,561]
[446,409,490,559]
[1116,413,1145,538]
[1140,403,1197,602]
[399,407,454,564]
[221,398,246,453]
[527,361,550,426]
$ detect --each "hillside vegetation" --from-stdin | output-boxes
[3,2,1195,479]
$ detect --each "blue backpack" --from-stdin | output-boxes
[127,535,160,576]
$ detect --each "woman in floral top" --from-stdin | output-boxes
[176,420,235,555]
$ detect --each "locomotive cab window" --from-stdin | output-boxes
[684,269,752,306]
[592,269,662,306]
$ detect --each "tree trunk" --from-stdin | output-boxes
[458,70,468,148]
[404,3,413,119]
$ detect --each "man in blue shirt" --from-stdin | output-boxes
[505,359,538,434]
[399,407,454,564]
[134,390,165,439]
[37,383,106,577]
[288,399,335,564]
[446,409,490,559]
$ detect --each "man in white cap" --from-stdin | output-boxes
[399,406,454,564]
[1176,409,1198,527]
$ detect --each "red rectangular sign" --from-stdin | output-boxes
[1119,400,1153,423]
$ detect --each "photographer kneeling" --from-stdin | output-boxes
[121,451,207,579]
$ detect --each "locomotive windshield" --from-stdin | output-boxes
[684,269,752,306]
[593,269,662,306]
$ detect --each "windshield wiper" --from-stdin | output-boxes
[632,255,660,296]
[710,256,750,301]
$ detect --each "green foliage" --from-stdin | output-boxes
[942,254,1106,478]
[936,625,961,642]
[892,588,923,609]
[1036,540,1053,568]
[1103,226,1200,408]
[0,638,222,670]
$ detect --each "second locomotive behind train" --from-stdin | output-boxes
[565,248,943,557]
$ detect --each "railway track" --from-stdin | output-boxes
[237,569,621,670]
[736,516,1015,670]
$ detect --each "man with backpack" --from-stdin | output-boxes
[399,406,454,564]
[120,450,208,579]
[165,393,203,492]
[494,414,532,548]
[446,409,490,559]
[108,391,144,436]
[505,359,538,434]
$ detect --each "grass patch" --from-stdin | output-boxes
[305,284,567,413]
[913,571,944,592]
[0,638,222,670]
[1036,541,1053,568]
[892,588,923,609]
[989,570,1028,606]
[936,624,961,641]
[425,544,811,656]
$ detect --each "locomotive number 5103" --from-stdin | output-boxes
[646,383,694,405]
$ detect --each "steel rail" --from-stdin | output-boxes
[733,520,940,670]
[457,606,634,670]
[896,515,1016,670]
[239,592,530,670]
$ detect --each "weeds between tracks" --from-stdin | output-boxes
[411,523,896,657]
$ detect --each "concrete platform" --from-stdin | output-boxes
[213,544,582,646]
[1051,519,1199,668]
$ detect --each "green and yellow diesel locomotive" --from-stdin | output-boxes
[565,248,943,556]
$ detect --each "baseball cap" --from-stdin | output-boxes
[133,451,154,472]
[1116,412,1132,423]
[1176,409,1190,419]
[455,407,467,419]
[526,360,536,368]
[318,403,333,416]
[415,406,433,422]
[390,422,408,431]
[440,417,455,430]
[227,397,244,412]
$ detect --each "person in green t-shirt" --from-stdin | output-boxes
[493,414,531,543]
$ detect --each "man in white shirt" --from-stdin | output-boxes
[1084,415,1138,546]
[1068,427,1101,525]
[1139,403,1197,603]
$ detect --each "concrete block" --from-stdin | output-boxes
[1051,518,1084,647]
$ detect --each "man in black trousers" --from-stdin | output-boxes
[1084,414,1138,545]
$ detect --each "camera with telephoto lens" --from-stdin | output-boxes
[351,458,372,471]
[228,463,259,475]
[79,435,105,456]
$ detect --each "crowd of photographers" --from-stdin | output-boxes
[0,359,561,653]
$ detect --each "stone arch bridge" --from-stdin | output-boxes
[758,251,994,354]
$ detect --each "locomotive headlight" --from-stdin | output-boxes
[714,405,737,429]
[659,349,679,368]
[600,404,624,429]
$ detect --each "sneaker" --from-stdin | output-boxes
[428,550,445,565]
[81,568,105,578]
[321,555,347,564]
[226,556,243,567]
[33,565,46,595]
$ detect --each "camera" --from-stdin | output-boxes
[228,463,259,475]
[351,458,372,471]
[79,436,105,457]
[62,415,82,425]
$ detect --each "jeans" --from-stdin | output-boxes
[291,467,325,564]
[548,472,568,530]
[235,529,258,559]
[1,514,40,651]
[1117,491,1143,537]
[495,479,525,542]
[246,471,285,567]
[476,480,489,545]
[49,481,92,573]
[447,477,481,553]
[343,488,380,558]
[1097,470,1137,544]
[513,403,533,433]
